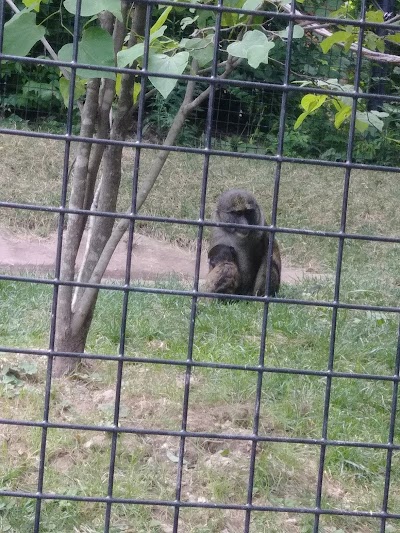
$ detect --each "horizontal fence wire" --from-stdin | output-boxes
[0,0,400,531]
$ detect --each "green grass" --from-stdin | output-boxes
[0,274,399,532]
[0,134,399,531]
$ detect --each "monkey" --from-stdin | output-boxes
[205,244,241,294]
[209,189,281,296]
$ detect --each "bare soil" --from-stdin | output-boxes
[0,228,318,284]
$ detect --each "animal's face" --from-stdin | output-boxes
[215,189,262,237]
[222,207,258,236]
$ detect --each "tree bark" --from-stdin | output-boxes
[53,305,96,376]
[53,78,101,377]
[53,4,146,376]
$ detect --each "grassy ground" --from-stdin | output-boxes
[0,134,398,258]
[0,133,399,532]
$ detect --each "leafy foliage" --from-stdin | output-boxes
[58,27,116,80]
[1,0,398,162]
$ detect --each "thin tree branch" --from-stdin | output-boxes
[71,4,147,328]
[71,10,121,305]
[57,78,101,338]
[280,4,400,64]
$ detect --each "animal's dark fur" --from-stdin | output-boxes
[209,189,281,296]
[205,244,241,294]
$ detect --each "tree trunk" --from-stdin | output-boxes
[51,7,240,377]
[53,305,95,376]
[53,330,87,376]
[52,4,146,377]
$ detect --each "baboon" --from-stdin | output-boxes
[209,189,281,296]
[205,244,241,294]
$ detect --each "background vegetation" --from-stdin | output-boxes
[2,0,400,165]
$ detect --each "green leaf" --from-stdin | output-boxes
[148,51,189,98]
[365,10,384,23]
[242,0,262,11]
[150,26,168,42]
[334,104,351,128]
[320,30,353,53]
[364,32,379,51]
[133,82,141,104]
[2,12,45,57]
[331,97,342,112]
[221,0,241,27]
[386,33,400,44]
[58,27,116,80]
[63,0,123,22]
[293,111,308,130]
[180,16,199,30]
[246,44,270,68]
[375,37,385,53]
[22,80,59,101]
[180,35,214,67]
[22,0,46,11]
[222,11,240,27]
[115,73,122,96]
[355,118,371,133]
[227,30,275,68]
[117,43,145,68]
[293,25,305,38]
[356,110,388,132]
[343,32,356,52]
[19,361,38,376]
[59,76,87,106]
[294,94,328,130]
[117,27,170,69]
[151,6,172,33]
[196,9,214,29]
[300,93,328,112]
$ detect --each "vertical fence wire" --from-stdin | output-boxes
[33,1,83,530]
[0,1,3,59]
[172,2,225,530]
[313,3,368,531]
[380,322,400,532]
[103,4,155,530]
[243,2,296,531]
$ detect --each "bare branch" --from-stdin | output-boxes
[61,78,101,279]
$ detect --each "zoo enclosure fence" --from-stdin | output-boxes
[0,0,400,532]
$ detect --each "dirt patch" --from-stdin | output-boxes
[0,228,321,284]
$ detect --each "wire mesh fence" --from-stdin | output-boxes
[0,0,400,532]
